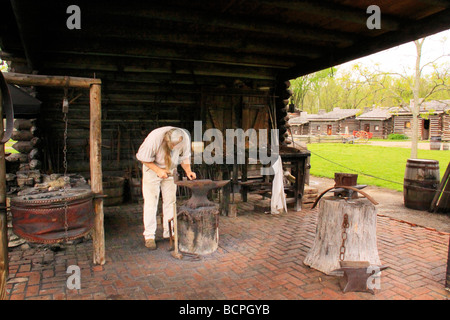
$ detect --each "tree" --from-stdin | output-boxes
[289,68,336,111]
[410,38,424,159]
[352,37,449,158]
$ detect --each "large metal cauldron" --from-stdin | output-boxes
[10,188,95,243]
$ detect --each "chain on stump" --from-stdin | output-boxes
[62,89,70,242]
[339,213,349,261]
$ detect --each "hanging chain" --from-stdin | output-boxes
[62,85,70,242]
[339,213,349,261]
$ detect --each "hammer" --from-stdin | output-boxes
[170,202,183,260]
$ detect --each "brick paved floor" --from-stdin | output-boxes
[4,196,450,300]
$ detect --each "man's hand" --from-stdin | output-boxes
[186,171,197,180]
[156,168,170,179]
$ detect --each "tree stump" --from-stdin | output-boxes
[304,197,380,275]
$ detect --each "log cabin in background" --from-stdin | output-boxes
[390,100,450,141]
[289,100,450,141]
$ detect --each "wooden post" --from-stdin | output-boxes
[304,197,381,275]
[4,72,105,266]
[0,86,8,300]
[90,84,105,265]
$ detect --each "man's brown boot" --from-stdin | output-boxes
[145,238,157,250]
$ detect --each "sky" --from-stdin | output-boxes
[337,29,450,76]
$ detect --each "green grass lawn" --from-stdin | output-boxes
[308,143,450,192]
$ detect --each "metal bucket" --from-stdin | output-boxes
[403,159,440,211]
[10,188,95,243]
[430,136,441,150]
[103,176,125,206]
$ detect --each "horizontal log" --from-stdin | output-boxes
[82,4,357,46]
[28,148,40,160]
[3,72,101,88]
[36,25,324,59]
[29,159,42,170]
[65,159,137,173]
[39,69,275,89]
[40,42,294,69]
[14,119,36,130]
[5,153,28,163]
[12,141,33,153]
[39,54,278,81]
[260,0,402,31]
[30,137,41,147]
[11,130,33,141]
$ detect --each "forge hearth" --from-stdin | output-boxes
[175,179,230,255]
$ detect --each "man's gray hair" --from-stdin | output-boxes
[169,128,184,143]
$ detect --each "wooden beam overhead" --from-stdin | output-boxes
[260,0,403,31]
[40,28,325,59]
[3,72,101,88]
[85,4,358,46]
[38,54,279,79]
[39,47,294,69]
[414,0,450,8]
[282,7,450,79]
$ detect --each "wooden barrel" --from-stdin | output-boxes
[442,142,449,151]
[404,159,440,210]
[130,177,143,203]
[103,176,125,206]
[430,136,441,150]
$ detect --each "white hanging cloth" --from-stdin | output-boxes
[271,155,288,214]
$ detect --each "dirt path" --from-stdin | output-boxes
[309,175,450,234]
[367,140,432,149]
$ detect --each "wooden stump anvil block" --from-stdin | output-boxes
[304,197,381,275]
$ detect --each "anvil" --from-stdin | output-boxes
[176,179,230,209]
[332,261,389,295]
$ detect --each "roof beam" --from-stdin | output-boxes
[42,26,325,59]
[282,8,450,79]
[414,0,450,8]
[85,4,357,46]
[38,44,295,69]
[38,54,278,80]
[39,69,275,89]
[260,0,402,31]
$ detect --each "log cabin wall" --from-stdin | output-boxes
[385,118,394,139]
[393,115,413,137]
[34,88,200,178]
[358,119,393,139]
[429,114,443,138]
[339,117,359,134]
[443,113,450,142]
[35,86,271,178]
[290,123,309,135]
[308,121,334,135]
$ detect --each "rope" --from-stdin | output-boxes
[308,148,450,195]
